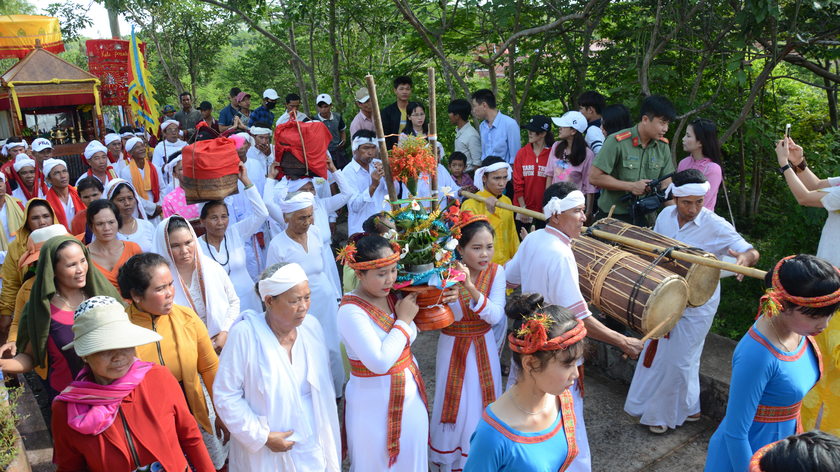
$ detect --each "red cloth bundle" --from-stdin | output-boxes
[180,136,240,204]
[273,117,332,180]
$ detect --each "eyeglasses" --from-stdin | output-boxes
[411,113,426,118]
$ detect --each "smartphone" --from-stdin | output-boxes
[784,123,791,140]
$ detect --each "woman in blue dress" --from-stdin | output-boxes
[704,254,840,472]
[463,293,586,472]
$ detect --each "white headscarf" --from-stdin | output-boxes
[125,137,143,153]
[153,215,236,338]
[235,132,255,147]
[475,162,512,191]
[664,181,711,198]
[258,263,308,300]
[84,141,109,161]
[13,153,35,172]
[278,191,315,215]
[2,141,27,157]
[543,190,586,218]
[104,133,121,146]
[103,179,149,221]
[42,158,66,179]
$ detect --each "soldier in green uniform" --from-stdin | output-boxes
[590,95,676,224]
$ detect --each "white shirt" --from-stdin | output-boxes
[343,158,404,235]
[276,110,309,126]
[152,139,188,185]
[119,163,166,204]
[654,206,753,259]
[11,186,43,203]
[116,218,156,254]
[246,144,273,174]
[454,122,483,171]
[817,182,840,268]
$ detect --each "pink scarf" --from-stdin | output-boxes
[55,358,155,435]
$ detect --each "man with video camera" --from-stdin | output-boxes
[589,94,676,225]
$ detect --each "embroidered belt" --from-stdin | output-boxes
[754,401,803,433]
[440,319,495,424]
[348,347,428,466]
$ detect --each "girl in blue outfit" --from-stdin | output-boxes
[464,293,586,472]
[704,254,840,472]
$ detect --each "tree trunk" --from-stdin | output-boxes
[826,60,838,130]
[307,20,319,110]
[329,0,340,106]
[738,127,746,218]
[288,23,311,117]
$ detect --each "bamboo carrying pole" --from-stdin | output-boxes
[621,311,680,360]
[427,68,439,210]
[459,190,767,280]
[365,75,399,210]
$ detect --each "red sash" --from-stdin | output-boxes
[86,167,118,183]
[340,294,428,467]
[439,263,498,424]
[45,186,85,232]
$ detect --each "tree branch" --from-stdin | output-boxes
[768,75,839,90]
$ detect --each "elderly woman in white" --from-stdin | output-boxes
[214,263,340,472]
[266,191,344,395]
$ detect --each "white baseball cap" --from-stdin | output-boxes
[316,94,332,105]
[32,138,53,152]
[551,111,587,134]
[263,89,279,100]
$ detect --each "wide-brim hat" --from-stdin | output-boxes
[18,224,70,270]
[62,297,162,357]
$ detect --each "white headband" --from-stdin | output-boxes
[104,133,121,146]
[84,141,109,161]
[3,141,26,156]
[278,191,315,215]
[352,136,377,152]
[235,132,254,147]
[250,126,271,136]
[259,263,308,300]
[287,177,313,194]
[543,190,586,218]
[13,153,35,172]
[125,137,143,152]
[664,182,710,198]
[160,120,179,132]
[43,158,66,179]
[475,162,512,191]
[120,131,135,138]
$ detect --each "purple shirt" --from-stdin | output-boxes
[677,155,722,211]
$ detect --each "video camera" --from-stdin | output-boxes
[620,172,674,226]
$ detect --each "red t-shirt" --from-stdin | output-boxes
[512,143,550,212]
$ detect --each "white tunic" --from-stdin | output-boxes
[504,225,592,472]
[152,138,187,185]
[11,186,43,203]
[225,158,270,280]
[818,182,840,268]
[430,265,506,471]
[266,226,345,394]
[118,163,166,226]
[116,218,156,254]
[214,312,341,472]
[198,185,268,312]
[264,170,352,300]
[624,206,753,429]
[337,299,428,472]
[246,144,273,174]
[343,158,405,235]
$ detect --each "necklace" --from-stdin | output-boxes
[56,290,86,310]
[120,217,137,235]
[203,234,231,274]
[512,394,549,416]
[768,316,796,352]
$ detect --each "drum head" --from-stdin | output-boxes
[686,262,721,307]
[641,275,689,338]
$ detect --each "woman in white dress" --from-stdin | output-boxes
[265,191,344,395]
[154,215,240,353]
[264,155,349,301]
[336,235,428,471]
[198,162,268,312]
[104,179,156,253]
[431,214,506,472]
[213,262,341,472]
[775,137,840,268]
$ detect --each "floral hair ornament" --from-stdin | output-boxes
[756,255,840,320]
[508,314,587,354]
[336,240,402,270]
[450,210,490,239]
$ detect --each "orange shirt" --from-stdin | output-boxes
[88,241,143,293]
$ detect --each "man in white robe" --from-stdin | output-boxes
[624,169,759,433]
[505,181,644,472]
[152,119,188,186]
[120,137,166,226]
[214,263,341,472]
[247,123,275,174]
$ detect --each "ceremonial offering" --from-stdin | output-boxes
[389,134,438,196]
[181,136,240,204]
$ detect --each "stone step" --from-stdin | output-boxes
[13,374,56,472]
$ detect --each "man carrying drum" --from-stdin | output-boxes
[505,181,644,472]
[624,169,759,434]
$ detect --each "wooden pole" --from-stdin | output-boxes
[460,190,767,279]
[365,75,399,210]
[427,67,438,210]
[621,312,679,359]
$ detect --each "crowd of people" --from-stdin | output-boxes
[0,79,836,472]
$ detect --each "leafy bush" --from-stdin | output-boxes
[0,385,25,470]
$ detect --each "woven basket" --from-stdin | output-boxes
[181,136,240,204]
[182,174,239,205]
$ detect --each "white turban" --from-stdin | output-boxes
[250,126,271,136]
[120,130,135,138]
[259,263,308,300]
[664,181,710,198]
[543,191,586,218]
[235,132,255,147]
[13,153,35,172]
[287,178,313,194]
[475,162,512,191]
[2,141,26,157]
[42,158,66,179]
[84,141,109,161]
[278,191,315,215]
[125,137,143,153]
[160,120,179,133]
[352,135,377,152]
[104,133,121,146]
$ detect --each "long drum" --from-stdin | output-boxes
[591,218,721,307]
[571,236,688,338]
